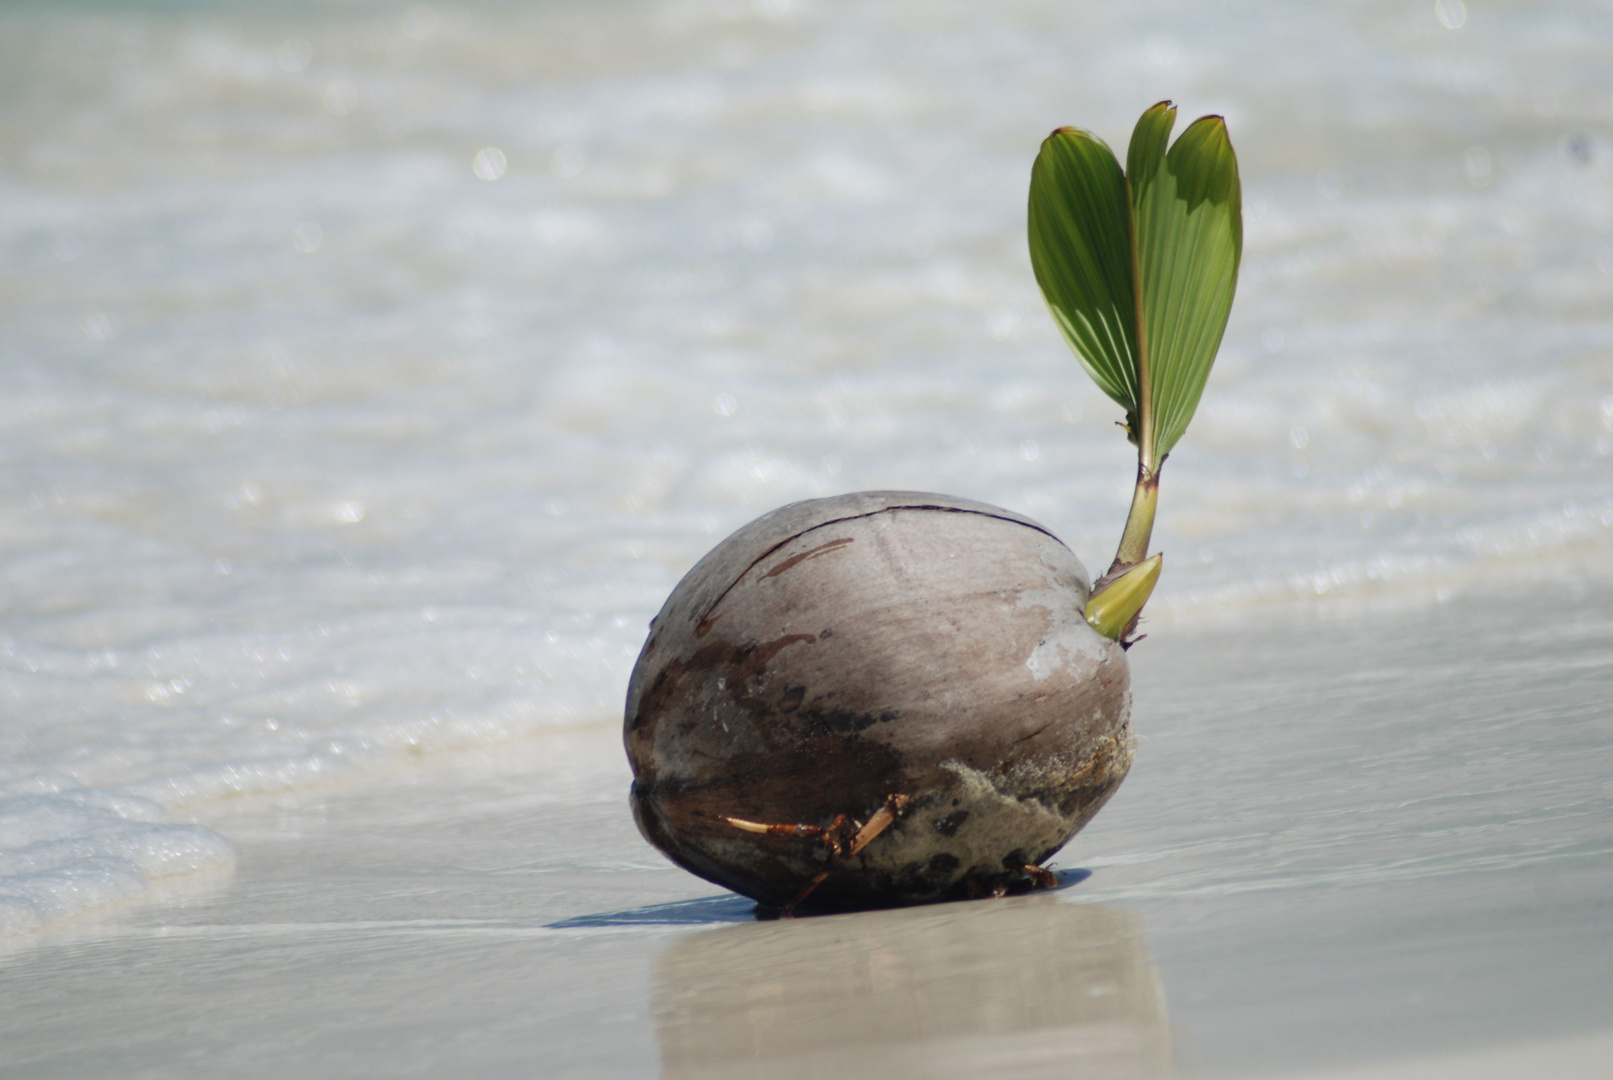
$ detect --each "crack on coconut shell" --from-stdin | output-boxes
[692,503,1067,638]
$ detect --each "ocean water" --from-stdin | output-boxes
[2,0,1610,936]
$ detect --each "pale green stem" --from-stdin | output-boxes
[1108,462,1159,576]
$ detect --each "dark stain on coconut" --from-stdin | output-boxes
[764,536,855,578]
[795,707,897,738]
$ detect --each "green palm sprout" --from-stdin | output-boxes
[1029,101,1242,637]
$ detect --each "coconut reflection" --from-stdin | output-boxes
[652,896,1171,1079]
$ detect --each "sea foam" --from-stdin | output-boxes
[1,0,1609,934]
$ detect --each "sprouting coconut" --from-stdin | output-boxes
[625,102,1242,914]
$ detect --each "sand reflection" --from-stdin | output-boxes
[653,896,1171,1079]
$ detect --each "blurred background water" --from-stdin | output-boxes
[1,0,1610,935]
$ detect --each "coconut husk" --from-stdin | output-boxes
[625,491,1133,911]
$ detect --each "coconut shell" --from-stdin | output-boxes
[624,491,1133,910]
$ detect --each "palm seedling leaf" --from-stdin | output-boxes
[1027,127,1140,421]
[1128,104,1242,465]
[1029,103,1242,472]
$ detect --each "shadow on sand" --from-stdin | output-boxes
[548,868,1094,928]
[545,893,760,928]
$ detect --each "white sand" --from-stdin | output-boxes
[3,584,1609,1077]
[1284,1032,1613,1080]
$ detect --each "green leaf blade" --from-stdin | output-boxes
[1131,114,1242,465]
[1027,128,1140,414]
[1125,101,1176,209]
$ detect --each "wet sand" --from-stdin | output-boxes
[3,580,1609,1078]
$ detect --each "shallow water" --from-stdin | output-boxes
[0,0,1609,960]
